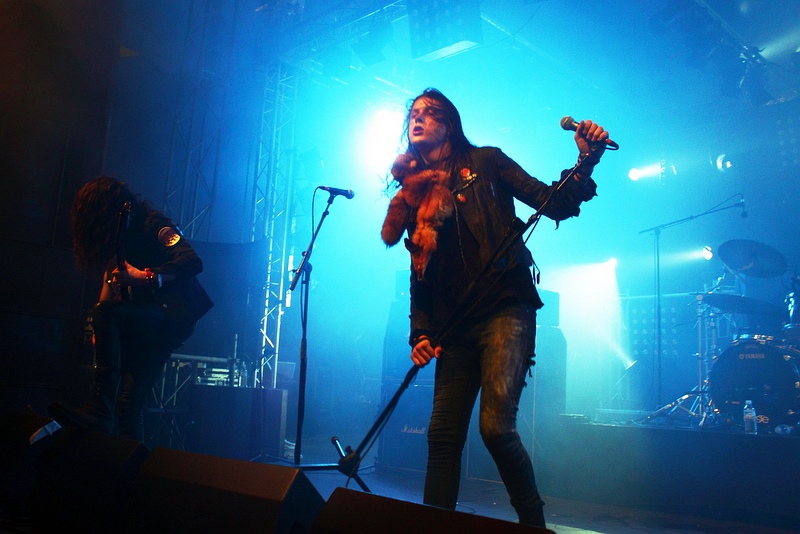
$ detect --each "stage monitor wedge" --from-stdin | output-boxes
[124,447,324,533]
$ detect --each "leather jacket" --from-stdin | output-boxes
[408,146,597,344]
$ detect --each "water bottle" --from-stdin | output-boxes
[233,360,241,387]
[743,400,757,435]
[241,362,249,388]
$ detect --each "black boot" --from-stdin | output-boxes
[48,366,118,433]
[116,372,143,440]
[514,500,546,528]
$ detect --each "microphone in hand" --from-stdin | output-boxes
[560,116,619,150]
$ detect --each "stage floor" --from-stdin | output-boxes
[299,467,797,534]
[275,420,800,534]
[2,413,799,533]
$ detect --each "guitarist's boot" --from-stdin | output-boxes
[116,372,144,440]
[48,366,118,433]
[49,302,121,433]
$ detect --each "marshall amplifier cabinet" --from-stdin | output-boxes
[376,382,433,473]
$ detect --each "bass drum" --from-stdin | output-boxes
[709,339,800,430]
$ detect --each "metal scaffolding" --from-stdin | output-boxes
[162,0,240,240]
[248,2,404,389]
[160,1,406,388]
[251,61,298,388]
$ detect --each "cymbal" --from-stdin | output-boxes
[717,239,787,278]
[698,293,784,317]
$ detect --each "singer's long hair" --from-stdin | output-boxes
[384,88,476,195]
[406,88,474,167]
[70,175,139,269]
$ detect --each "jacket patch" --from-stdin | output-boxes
[158,227,182,247]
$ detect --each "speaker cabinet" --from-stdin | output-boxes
[124,447,325,533]
[183,385,287,461]
[22,425,150,532]
[0,410,55,510]
[311,487,553,533]
[377,383,433,473]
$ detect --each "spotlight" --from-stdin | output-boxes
[360,107,405,174]
[715,153,733,172]
[408,0,482,61]
[740,58,772,106]
[703,246,713,261]
[629,160,669,182]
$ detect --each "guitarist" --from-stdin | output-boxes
[48,175,213,439]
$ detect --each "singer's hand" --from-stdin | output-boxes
[574,120,610,158]
[111,261,148,286]
[411,337,442,367]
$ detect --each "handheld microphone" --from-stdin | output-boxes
[319,186,355,199]
[560,116,619,149]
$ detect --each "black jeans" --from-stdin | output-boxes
[91,299,176,439]
[423,303,542,515]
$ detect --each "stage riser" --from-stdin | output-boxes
[539,422,800,531]
[311,487,552,533]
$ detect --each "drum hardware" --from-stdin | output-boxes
[698,293,785,318]
[639,294,719,427]
[782,271,800,344]
[639,240,798,432]
[699,291,785,344]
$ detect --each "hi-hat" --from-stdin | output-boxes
[717,239,787,278]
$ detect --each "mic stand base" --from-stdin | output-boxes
[290,436,371,493]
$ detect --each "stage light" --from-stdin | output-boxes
[360,107,405,175]
[667,246,715,264]
[545,260,633,402]
[715,153,733,172]
[352,18,393,67]
[649,1,773,106]
[407,0,482,61]
[629,160,672,182]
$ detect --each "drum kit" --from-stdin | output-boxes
[649,239,800,433]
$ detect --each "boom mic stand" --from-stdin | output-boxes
[637,197,745,413]
[287,190,371,492]
[300,150,606,490]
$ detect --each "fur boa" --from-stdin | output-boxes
[381,153,454,279]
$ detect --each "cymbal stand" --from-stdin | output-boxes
[638,296,717,427]
[638,196,746,406]
[692,296,720,427]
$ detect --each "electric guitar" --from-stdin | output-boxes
[113,201,132,300]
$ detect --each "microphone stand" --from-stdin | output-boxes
[638,199,744,411]
[310,153,597,490]
[287,192,371,492]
